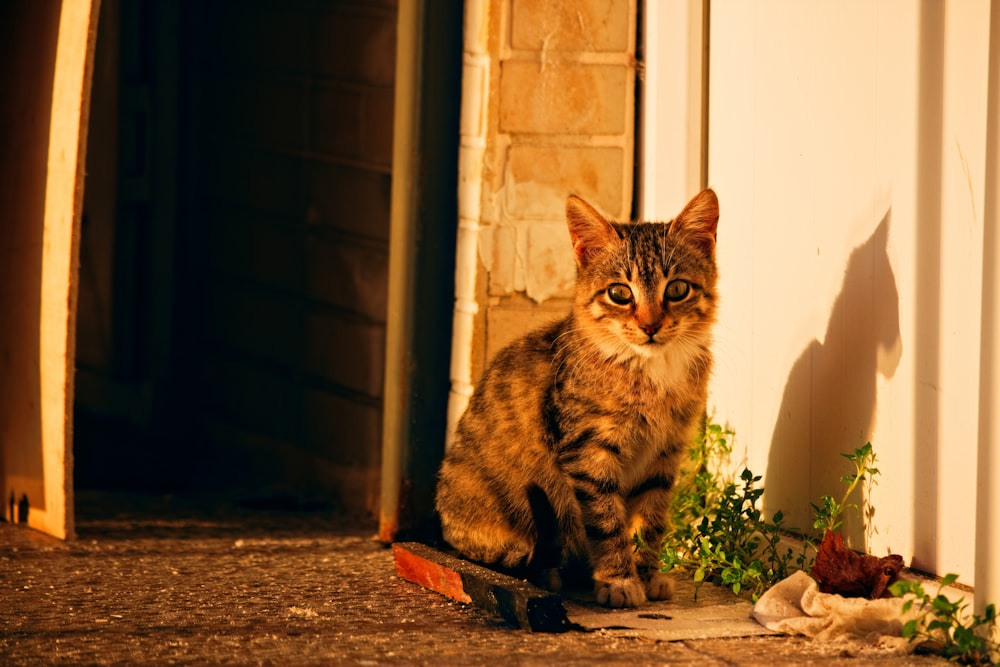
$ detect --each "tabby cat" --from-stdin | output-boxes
[435,189,719,608]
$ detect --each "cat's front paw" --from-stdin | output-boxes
[595,577,647,608]
[646,572,674,601]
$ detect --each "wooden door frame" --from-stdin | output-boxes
[0,0,100,539]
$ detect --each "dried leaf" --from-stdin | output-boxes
[809,529,903,599]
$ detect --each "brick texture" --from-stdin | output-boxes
[506,145,625,217]
[474,0,637,370]
[510,0,631,52]
[486,298,570,360]
[499,62,629,134]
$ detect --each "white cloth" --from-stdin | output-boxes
[752,570,916,651]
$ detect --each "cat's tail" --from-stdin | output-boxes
[525,484,561,570]
[525,483,592,591]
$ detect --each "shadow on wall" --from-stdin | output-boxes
[767,211,902,550]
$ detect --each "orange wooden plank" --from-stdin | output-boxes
[393,542,472,603]
[392,542,571,632]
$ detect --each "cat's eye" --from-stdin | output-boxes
[665,279,690,302]
[607,283,633,305]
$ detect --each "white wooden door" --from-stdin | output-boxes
[644,0,993,581]
[0,1,99,539]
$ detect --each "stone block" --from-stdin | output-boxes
[524,222,576,302]
[510,0,631,52]
[486,222,522,296]
[487,300,570,358]
[499,61,629,135]
[506,144,626,219]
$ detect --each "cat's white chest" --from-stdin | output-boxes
[637,343,697,394]
[623,344,701,447]
[642,353,685,390]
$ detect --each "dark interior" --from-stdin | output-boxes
[74,0,457,521]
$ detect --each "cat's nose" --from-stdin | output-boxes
[640,322,661,336]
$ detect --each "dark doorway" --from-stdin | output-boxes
[75,0,451,521]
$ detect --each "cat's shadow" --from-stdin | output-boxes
[766,210,901,550]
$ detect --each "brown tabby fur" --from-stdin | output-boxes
[435,189,719,608]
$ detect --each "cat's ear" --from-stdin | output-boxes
[672,188,719,256]
[566,195,621,268]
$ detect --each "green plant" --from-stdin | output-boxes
[810,442,879,534]
[890,574,999,665]
[651,424,897,603]
[645,422,808,601]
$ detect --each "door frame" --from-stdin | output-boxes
[0,0,100,539]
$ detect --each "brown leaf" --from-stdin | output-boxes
[809,529,904,599]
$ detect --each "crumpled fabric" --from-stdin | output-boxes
[752,570,917,651]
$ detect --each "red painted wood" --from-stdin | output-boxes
[392,542,570,631]
[393,543,473,603]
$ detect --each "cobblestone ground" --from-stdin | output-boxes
[0,493,949,666]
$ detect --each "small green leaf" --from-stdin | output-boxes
[888,580,912,597]
[952,625,978,645]
[932,595,957,614]
[927,619,952,633]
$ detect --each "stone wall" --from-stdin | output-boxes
[474,0,638,372]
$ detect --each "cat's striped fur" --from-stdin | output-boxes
[435,189,719,608]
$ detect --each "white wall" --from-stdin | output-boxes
[639,0,705,220]
[651,0,992,581]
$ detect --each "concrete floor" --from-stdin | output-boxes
[0,492,950,666]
